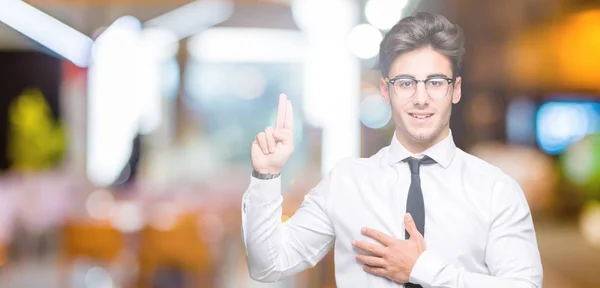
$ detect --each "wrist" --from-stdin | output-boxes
[252,169,281,179]
[409,250,447,287]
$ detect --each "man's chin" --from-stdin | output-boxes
[407,129,435,143]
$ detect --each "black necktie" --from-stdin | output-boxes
[403,156,435,288]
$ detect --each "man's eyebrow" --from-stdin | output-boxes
[391,74,415,79]
[427,73,451,78]
[391,73,451,79]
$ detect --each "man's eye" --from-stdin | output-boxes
[427,79,444,87]
[398,80,414,88]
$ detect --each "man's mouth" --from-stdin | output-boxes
[408,113,433,119]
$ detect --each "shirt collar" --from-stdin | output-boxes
[387,130,456,168]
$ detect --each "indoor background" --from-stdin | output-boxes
[0,0,599,287]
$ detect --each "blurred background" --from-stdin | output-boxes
[0,0,599,287]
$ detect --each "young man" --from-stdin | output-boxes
[242,12,543,288]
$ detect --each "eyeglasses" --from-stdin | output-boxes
[385,76,455,99]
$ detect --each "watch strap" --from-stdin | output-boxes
[252,170,281,180]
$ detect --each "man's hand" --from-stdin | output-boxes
[352,213,426,284]
[251,94,294,175]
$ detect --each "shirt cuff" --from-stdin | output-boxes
[409,250,447,287]
[247,174,282,202]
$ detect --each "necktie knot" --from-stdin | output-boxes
[404,156,436,175]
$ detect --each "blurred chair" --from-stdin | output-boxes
[59,220,125,286]
[136,212,214,288]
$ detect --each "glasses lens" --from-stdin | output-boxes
[393,79,417,98]
[425,78,450,98]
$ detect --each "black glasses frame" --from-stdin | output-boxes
[384,76,456,98]
[385,76,455,86]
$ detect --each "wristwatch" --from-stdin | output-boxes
[252,170,281,180]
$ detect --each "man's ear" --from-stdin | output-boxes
[380,77,391,105]
[452,76,462,104]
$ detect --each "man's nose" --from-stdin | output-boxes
[413,82,429,105]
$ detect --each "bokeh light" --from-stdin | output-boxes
[580,201,600,248]
[85,189,116,220]
[348,24,383,59]
[291,0,356,32]
[110,202,143,233]
[233,67,267,100]
[365,0,408,30]
[84,266,114,288]
[506,98,537,145]
[359,94,391,129]
[536,101,600,155]
[561,134,600,198]
[148,202,180,231]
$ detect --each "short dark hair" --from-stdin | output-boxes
[378,12,465,78]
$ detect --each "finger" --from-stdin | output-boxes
[256,132,269,155]
[283,99,294,131]
[356,254,387,268]
[275,94,287,130]
[363,265,388,278]
[252,138,261,151]
[404,213,423,240]
[265,127,276,153]
[273,129,293,145]
[352,240,386,257]
[361,228,395,247]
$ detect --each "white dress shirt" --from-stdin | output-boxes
[241,131,543,288]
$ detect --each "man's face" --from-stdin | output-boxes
[380,47,462,150]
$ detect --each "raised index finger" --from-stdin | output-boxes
[275,94,287,130]
[284,99,294,131]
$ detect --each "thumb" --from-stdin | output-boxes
[404,213,422,240]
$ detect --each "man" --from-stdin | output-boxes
[241,12,543,288]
